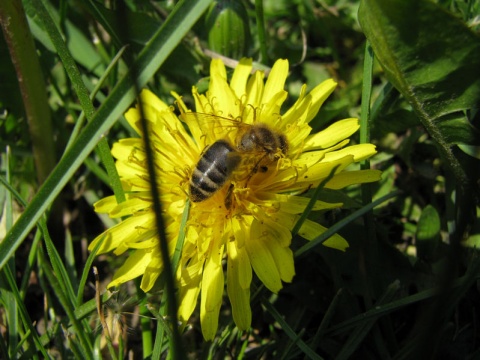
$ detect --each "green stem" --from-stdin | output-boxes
[0,0,56,185]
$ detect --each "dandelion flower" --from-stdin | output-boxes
[89,58,382,340]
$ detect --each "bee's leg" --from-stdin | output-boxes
[224,183,234,210]
[244,154,269,186]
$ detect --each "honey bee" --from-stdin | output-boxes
[189,139,241,203]
[186,113,288,207]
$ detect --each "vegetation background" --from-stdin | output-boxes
[0,0,479,358]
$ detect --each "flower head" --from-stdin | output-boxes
[90,58,381,340]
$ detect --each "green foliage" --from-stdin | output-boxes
[0,0,479,358]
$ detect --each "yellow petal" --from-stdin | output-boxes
[252,210,292,247]
[323,144,377,163]
[261,90,288,123]
[229,220,252,289]
[286,124,313,152]
[304,79,337,123]
[139,89,170,112]
[281,86,311,129]
[111,139,144,161]
[269,244,295,283]
[200,243,225,340]
[108,196,152,218]
[94,195,119,214]
[299,156,353,185]
[209,59,239,117]
[140,250,163,291]
[245,71,265,109]
[177,258,203,324]
[323,236,349,251]
[275,194,343,214]
[326,169,383,189]
[299,219,349,251]
[303,118,359,150]
[227,241,252,330]
[88,212,155,254]
[230,216,246,249]
[123,89,170,134]
[230,58,252,99]
[124,107,142,135]
[108,249,153,288]
[263,59,288,105]
[202,248,225,312]
[294,143,348,167]
[246,220,283,293]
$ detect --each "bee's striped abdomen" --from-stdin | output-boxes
[189,140,237,202]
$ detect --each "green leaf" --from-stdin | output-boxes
[458,144,480,160]
[416,205,441,259]
[417,205,441,241]
[359,0,480,190]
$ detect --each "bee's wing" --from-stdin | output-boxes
[225,150,241,172]
[180,112,245,141]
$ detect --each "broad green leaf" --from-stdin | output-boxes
[417,205,441,241]
[416,205,441,259]
[359,0,480,189]
[458,144,480,160]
